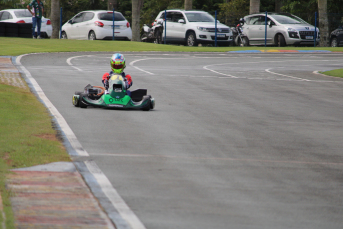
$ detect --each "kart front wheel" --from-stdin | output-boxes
[72,91,82,107]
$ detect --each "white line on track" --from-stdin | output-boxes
[84,161,146,229]
[265,68,311,81]
[66,55,94,71]
[129,59,155,75]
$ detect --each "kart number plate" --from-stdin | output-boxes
[305,36,313,39]
[217,34,225,38]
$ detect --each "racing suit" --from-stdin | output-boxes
[102,71,133,96]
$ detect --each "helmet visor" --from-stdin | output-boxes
[112,63,124,69]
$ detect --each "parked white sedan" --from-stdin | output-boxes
[61,10,132,40]
[0,9,52,38]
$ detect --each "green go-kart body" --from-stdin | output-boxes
[72,74,155,111]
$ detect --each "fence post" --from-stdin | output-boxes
[164,10,167,44]
[215,11,217,47]
[112,8,115,40]
[314,12,317,47]
[265,11,267,47]
[59,7,62,39]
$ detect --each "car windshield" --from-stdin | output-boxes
[272,15,308,24]
[14,10,32,18]
[185,12,215,22]
[98,12,125,21]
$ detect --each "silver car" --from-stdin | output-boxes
[242,13,319,46]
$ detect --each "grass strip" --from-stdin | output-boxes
[1,37,343,56]
[0,83,71,229]
[321,68,343,78]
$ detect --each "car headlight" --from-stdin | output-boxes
[197,26,210,32]
[287,28,297,32]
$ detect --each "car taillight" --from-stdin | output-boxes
[126,22,130,28]
[46,20,51,25]
[16,20,25,23]
[95,21,104,27]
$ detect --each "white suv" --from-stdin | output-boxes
[242,13,320,46]
[153,9,233,46]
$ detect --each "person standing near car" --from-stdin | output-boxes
[27,0,44,39]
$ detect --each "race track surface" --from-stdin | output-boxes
[20,52,343,229]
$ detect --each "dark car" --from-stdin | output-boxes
[330,26,343,47]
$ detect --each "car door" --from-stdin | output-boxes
[160,11,173,41]
[171,12,187,42]
[244,16,262,44]
[77,12,94,39]
[68,12,84,39]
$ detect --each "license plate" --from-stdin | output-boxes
[111,25,120,28]
[305,36,313,39]
[217,34,225,38]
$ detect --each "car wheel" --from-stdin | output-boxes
[154,30,162,44]
[276,34,286,47]
[242,37,249,46]
[88,31,96,40]
[236,36,249,47]
[61,31,67,39]
[186,31,197,47]
[331,37,338,47]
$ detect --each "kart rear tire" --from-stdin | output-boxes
[79,93,88,108]
[142,95,151,111]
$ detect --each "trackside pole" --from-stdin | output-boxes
[215,11,217,47]
[59,7,62,39]
[112,8,115,40]
[314,12,317,47]
[265,11,267,47]
[164,10,167,44]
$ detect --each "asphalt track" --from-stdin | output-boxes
[18,52,343,229]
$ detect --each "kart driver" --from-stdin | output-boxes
[102,53,132,96]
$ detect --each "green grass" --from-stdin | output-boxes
[1,37,343,56]
[0,83,71,229]
[321,68,343,78]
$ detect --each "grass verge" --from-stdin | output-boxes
[321,68,343,78]
[0,83,71,229]
[1,37,343,56]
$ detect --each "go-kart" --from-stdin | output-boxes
[72,74,155,111]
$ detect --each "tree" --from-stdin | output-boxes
[275,0,284,12]
[318,0,329,46]
[108,0,117,11]
[185,0,192,10]
[131,0,144,41]
[50,0,59,39]
[250,0,260,14]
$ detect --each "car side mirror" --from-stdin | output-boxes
[68,20,73,24]
[178,19,185,24]
[268,21,272,27]
[217,20,220,24]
